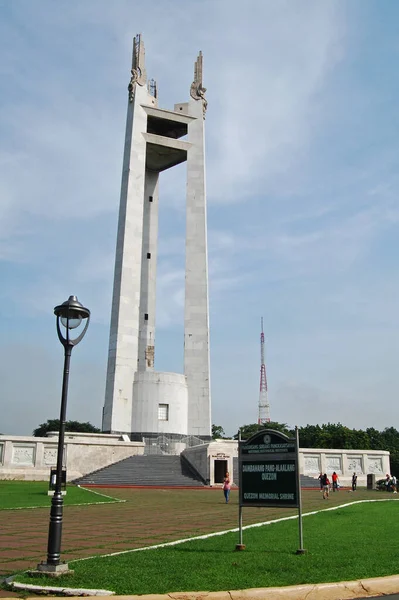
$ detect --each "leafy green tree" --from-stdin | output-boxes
[212,424,225,439]
[33,419,101,437]
[365,427,383,449]
[298,423,370,450]
[380,427,399,477]
[297,424,323,447]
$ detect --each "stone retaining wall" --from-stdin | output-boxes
[0,432,145,481]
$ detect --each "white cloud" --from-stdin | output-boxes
[206,1,346,202]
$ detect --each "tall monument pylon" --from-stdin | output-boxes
[102,35,211,441]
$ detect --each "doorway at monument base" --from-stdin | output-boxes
[182,440,237,486]
[182,442,391,487]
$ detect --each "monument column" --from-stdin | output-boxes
[103,36,155,433]
[185,52,212,439]
[137,170,159,371]
[103,38,211,441]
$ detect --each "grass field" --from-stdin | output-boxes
[0,481,121,510]
[13,498,399,595]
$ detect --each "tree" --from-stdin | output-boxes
[212,424,225,439]
[297,423,371,450]
[33,419,101,437]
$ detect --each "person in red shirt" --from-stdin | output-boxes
[223,472,231,503]
[332,471,339,492]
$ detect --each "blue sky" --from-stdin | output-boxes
[1,0,398,436]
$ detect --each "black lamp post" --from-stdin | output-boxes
[38,296,90,575]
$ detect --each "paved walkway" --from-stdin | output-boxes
[3,487,378,577]
[1,487,300,577]
[0,488,396,598]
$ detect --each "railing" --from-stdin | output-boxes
[142,434,207,455]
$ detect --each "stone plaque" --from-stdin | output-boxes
[44,447,58,466]
[367,457,383,474]
[326,455,342,474]
[347,456,363,474]
[12,445,35,465]
[304,455,320,474]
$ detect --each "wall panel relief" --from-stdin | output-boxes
[44,447,58,466]
[326,455,342,474]
[347,456,363,474]
[304,455,321,474]
[12,445,35,466]
[367,457,383,474]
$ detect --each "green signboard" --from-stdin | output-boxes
[239,430,299,508]
[236,427,305,553]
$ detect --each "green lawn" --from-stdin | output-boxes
[14,499,399,595]
[0,481,121,510]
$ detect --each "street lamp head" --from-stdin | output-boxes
[54,296,90,347]
[61,314,82,329]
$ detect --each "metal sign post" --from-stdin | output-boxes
[236,430,245,550]
[295,426,305,554]
[236,427,306,554]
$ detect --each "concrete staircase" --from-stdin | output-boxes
[75,455,321,489]
[74,454,205,487]
[299,474,321,488]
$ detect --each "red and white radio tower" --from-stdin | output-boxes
[258,317,271,424]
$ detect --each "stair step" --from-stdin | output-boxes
[74,455,205,487]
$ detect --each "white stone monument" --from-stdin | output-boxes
[102,35,211,441]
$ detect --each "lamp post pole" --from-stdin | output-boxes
[46,344,72,566]
[37,296,90,575]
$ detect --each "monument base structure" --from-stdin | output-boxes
[182,441,391,489]
[0,433,391,487]
[102,35,211,442]
[130,372,189,442]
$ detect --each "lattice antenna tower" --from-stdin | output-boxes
[258,317,271,424]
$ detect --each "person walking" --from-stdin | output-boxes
[318,472,323,492]
[223,472,231,503]
[352,472,357,492]
[391,474,397,494]
[322,473,330,499]
[331,471,339,492]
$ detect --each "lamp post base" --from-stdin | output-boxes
[34,562,73,577]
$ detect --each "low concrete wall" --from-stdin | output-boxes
[299,447,391,486]
[0,433,145,481]
[183,441,391,487]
